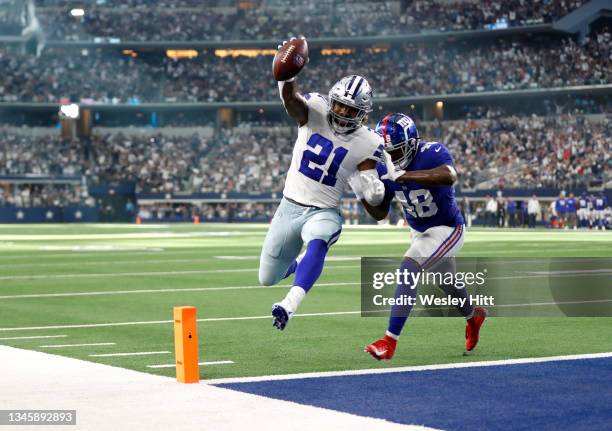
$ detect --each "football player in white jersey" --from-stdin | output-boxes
[260,38,385,331]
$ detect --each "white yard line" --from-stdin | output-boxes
[0,256,361,268]
[0,311,362,331]
[0,282,358,300]
[1,269,610,300]
[0,334,67,341]
[0,265,359,281]
[1,297,610,332]
[40,342,116,348]
[147,360,235,368]
[90,351,170,357]
[207,352,612,385]
[0,258,212,269]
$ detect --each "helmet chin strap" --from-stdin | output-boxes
[327,113,359,134]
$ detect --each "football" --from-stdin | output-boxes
[272,37,309,81]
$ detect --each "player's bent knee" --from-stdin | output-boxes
[258,269,280,286]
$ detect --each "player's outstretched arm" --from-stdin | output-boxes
[390,164,457,186]
[275,37,309,126]
[381,151,457,186]
[278,79,308,126]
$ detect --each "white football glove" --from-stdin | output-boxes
[361,172,385,206]
[380,151,406,181]
[347,172,364,200]
[277,36,297,50]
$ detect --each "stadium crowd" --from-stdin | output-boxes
[36,0,587,41]
[87,132,214,192]
[0,184,94,208]
[2,27,609,103]
[0,47,160,103]
[1,114,609,195]
[0,131,87,175]
[166,28,611,101]
[423,114,611,190]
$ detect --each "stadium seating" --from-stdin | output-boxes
[35,0,587,40]
[1,27,609,103]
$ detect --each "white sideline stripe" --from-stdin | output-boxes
[0,282,357,300]
[206,352,612,385]
[147,360,234,368]
[0,334,67,341]
[89,351,170,357]
[40,342,116,348]
[0,311,362,331]
[0,265,359,281]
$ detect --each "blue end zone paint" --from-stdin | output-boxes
[218,357,612,430]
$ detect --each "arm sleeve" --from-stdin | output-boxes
[376,162,395,202]
[424,143,454,169]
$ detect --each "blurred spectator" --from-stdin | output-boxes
[527,194,540,228]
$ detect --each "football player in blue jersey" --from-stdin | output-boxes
[577,193,590,229]
[593,194,608,230]
[351,113,487,360]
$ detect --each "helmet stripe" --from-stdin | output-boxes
[380,113,391,146]
[351,77,364,99]
[344,75,357,97]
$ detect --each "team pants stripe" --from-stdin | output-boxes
[421,225,463,269]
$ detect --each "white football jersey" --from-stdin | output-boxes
[283,93,384,208]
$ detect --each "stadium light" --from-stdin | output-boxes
[166,50,198,59]
[214,49,276,58]
[70,8,85,17]
[59,104,80,119]
[320,48,354,56]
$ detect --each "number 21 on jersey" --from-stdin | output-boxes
[396,189,438,218]
[298,133,348,187]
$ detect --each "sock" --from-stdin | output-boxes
[293,239,328,293]
[438,281,474,319]
[387,259,420,338]
[281,286,306,314]
[280,239,328,315]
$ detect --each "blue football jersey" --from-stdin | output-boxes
[556,198,567,214]
[578,196,589,209]
[566,197,576,212]
[377,142,464,232]
[594,197,607,210]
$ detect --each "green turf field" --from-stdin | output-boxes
[0,223,611,380]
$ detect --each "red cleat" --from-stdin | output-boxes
[465,307,488,352]
[365,335,397,360]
